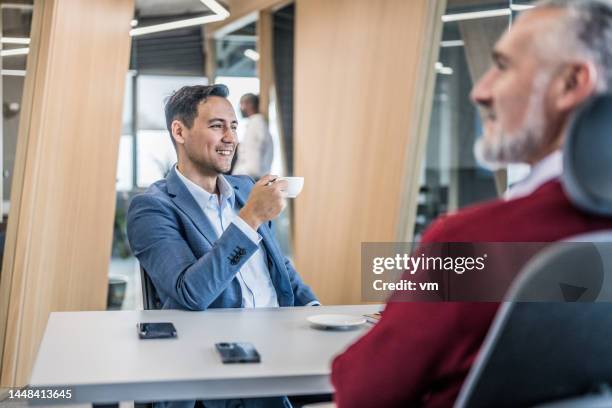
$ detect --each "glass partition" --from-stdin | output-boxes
[0,3,34,276]
[110,5,210,309]
[214,19,294,259]
[213,21,260,152]
[109,9,291,310]
[415,0,534,239]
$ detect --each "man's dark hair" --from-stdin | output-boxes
[242,93,260,112]
[164,84,230,146]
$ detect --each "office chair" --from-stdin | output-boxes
[454,94,612,408]
[140,266,161,310]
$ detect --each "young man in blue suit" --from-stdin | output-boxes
[127,84,318,408]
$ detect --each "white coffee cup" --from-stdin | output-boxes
[278,177,304,198]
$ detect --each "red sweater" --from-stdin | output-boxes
[331,180,612,408]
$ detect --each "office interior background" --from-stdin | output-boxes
[0,0,537,390]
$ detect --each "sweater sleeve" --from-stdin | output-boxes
[331,218,498,407]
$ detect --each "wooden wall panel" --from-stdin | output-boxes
[257,9,274,119]
[294,0,445,304]
[0,0,134,387]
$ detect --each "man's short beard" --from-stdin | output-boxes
[185,149,231,177]
[474,71,552,171]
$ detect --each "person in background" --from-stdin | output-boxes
[331,1,612,407]
[232,93,274,179]
[127,84,318,408]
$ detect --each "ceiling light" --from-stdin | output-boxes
[244,49,260,61]
[435,62,453,75]
[442,3,535,22]
[1,37,30,45]
[130,14,226,36]
[201,0,230,17]
[0,3,33,10]
[441,40,464,47]
[510,4,535,11]
[2,69,26,76]
[1,47,29,57]
[130,0,229,37]
[442,8,510,22]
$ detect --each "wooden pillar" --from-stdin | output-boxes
[0,0,134,387]
[204,33,217,81]
[294,0,446,304]
[257,9,274,119]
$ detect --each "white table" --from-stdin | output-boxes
[29,305,381,404]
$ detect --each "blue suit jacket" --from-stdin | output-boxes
[127,167,317,311]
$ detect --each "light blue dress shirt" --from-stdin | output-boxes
[175,169,279,308]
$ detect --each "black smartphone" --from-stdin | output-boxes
[215,342,261,364]
[137,322,177,339]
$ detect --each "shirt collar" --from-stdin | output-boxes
[174,165,235,208]
[504,150,563,201]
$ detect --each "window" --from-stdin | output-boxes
[415,1,535,239]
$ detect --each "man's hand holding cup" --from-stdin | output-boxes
[239,175,288,231]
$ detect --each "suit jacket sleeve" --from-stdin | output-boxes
[330,218,497,407]
[127,194,259,311]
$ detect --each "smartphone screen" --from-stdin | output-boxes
[137,322,177,339]
[215,342,261,363]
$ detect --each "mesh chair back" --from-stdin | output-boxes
[140,266,161,310]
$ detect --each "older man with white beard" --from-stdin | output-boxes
[331,1,612,407]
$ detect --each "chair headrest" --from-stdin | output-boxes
[562,94,612,216]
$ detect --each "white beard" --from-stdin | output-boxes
[474,71,551,170]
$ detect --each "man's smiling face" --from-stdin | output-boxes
[180,96,238,176]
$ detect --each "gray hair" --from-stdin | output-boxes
[534,0,612,92]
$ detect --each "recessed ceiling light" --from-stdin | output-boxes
[0,3,33,10]
[435,62,454,75]
[1,37,30,45]
[442,9,510,22]
[130,0,229,37]
[244,49,260,61]
[1,47,29,57]
[440,40,464,48]
[2,69,26,76]
[442,4,535,22]
[510,4,535,11]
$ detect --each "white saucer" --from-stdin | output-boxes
[307,314,366,330]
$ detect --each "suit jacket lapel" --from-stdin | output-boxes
[166,167,217,246]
